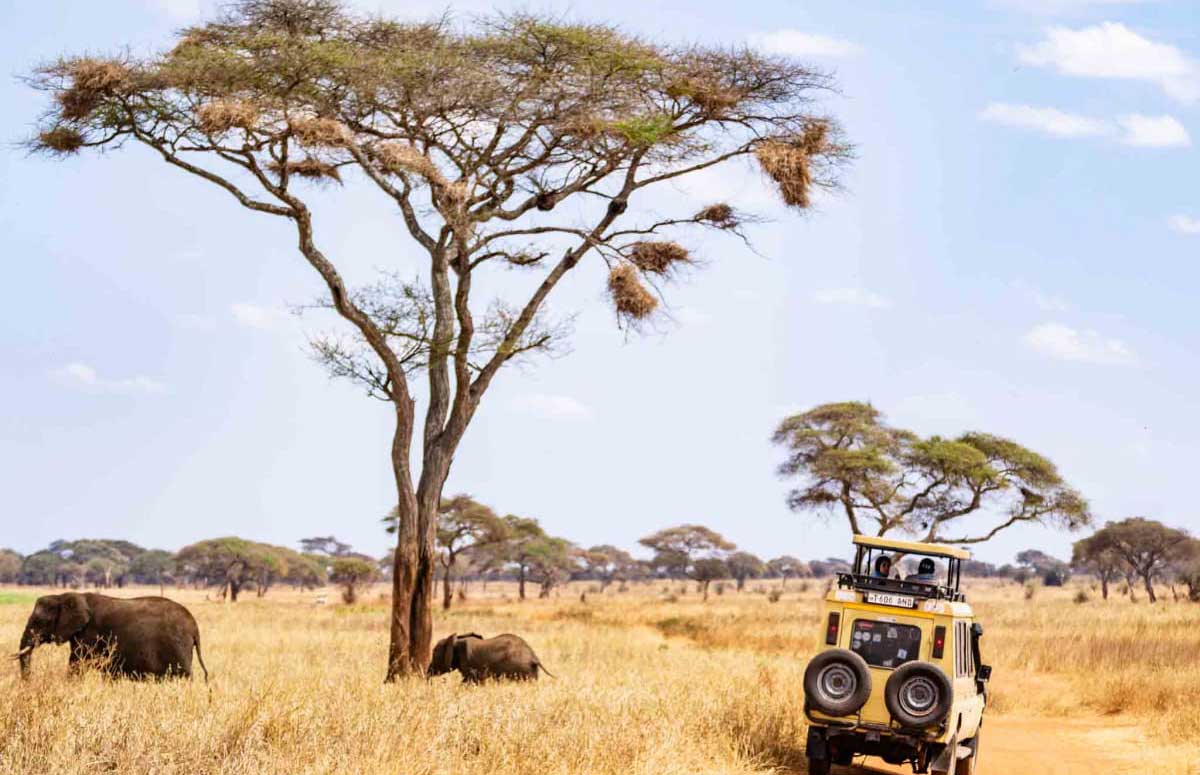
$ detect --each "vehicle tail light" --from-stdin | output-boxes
[932,625,946,659]
[825,612,841,645]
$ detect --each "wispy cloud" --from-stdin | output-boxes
[750,30,861,58]
[55,362,166,394]
[1016,282,1073,313]
[512,393,594,421]
[1167,214,1200,234]
[1017,22,1199,103]
[231,302,290,330]
[979,103,1108,137]
[1115,114,1191,147]
[980,103,1190,147]
[1024,322,1136,365]
[812,288,891,309]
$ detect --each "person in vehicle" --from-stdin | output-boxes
[905,557,939,583]
[872,555,893,578]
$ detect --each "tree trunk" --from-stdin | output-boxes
[442,553,455,611]
[702,580,710,602]
[1100,575,1108,600]
[229,579,240,602]
[518,566,527,600]
[1142,573,1157,603]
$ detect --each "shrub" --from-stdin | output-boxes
[1073,589,1090,604]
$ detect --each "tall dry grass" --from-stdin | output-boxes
[0,580,1197,774]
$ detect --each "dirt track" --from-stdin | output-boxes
[849,714,1199,775]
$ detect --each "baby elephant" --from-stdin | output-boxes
[428,632,554,682]
[13,592,208,681]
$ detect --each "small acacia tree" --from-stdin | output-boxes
[772,402,1091,544]
[28,0,847,677]
[1088,518,1190,604]
[766,555,807,588]
[584,544,639,591]
[330,556,379,603]
[726,551,765,592]
[640,524,735,600]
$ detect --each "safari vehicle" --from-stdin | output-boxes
[803,536,991,775]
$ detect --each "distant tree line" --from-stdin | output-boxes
[4,512,1194,606]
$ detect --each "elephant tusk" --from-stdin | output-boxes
[11,646,33,659]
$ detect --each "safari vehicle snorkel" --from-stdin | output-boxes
[803,535,992,775]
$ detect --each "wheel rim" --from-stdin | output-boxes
[817,662,857,702]
[899,675,939,717]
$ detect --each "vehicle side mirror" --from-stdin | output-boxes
[971,622,984,638]
[977,664,992,682]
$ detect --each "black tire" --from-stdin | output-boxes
[804,649,872,717]
[806,755,831,775]
[884,661,953,728]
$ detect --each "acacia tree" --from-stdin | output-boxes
[726,551,765,591]
[502,516,548,600]
[584,544,639,591]
[640,524,735,599]
[1072,535,1125,600]
[0,550,22,584]
[1088,518,1190,604]
[330,556,379,603]
[772,402,1091,544]
[766,555,807,588]
[28,0,846,678]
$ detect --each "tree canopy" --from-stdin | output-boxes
[772,402,1091,545]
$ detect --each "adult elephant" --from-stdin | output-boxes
[12,593,208,681]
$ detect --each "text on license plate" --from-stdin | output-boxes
[866,592,915,608]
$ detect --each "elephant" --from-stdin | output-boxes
[427,632,554,682]
[12,593,208,681]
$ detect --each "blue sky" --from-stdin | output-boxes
[1,0,1197,564]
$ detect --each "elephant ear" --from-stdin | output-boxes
[452,637,471,672]
[439,634,456,674]
[53,594,90,642]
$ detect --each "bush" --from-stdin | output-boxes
[1024,582,1037,601]
[767,590,782,603]
[1073,589,1090,604]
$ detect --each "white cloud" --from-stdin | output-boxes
[980,103,1190,148]
[1115,114,1191,147]
[1167,214,1200,234]
[812,288,891,309]
[1024,322,1136,365]
[979,103,1109,137]
[1018,22,1200,103]
[751,30,861,58]
[231,302,290,330]
[55,362,166,394]
[512,393,594,421]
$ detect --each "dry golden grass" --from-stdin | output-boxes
[1,580,1197,774]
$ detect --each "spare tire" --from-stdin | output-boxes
[804,649,872,717]
[884,661,953,728]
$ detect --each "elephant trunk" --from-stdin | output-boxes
[15,624,37,679]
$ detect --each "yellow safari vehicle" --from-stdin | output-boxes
[803,536,991,775]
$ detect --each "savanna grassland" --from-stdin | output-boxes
[1,581,1197,775]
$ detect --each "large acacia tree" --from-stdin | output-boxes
[772,402,1091,545]
[28,0,847,678]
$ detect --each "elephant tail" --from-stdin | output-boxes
[194,637,209,684]
[535,661,556,679]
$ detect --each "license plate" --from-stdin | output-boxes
[866,592,915,609]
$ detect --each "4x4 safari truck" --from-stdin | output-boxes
[803,536,992,775]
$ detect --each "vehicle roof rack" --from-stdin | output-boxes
[852,535,971,561]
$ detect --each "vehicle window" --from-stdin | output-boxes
[954,622,964,676]
[850,619,921,668]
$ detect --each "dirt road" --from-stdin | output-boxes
[848,714,1199,775]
